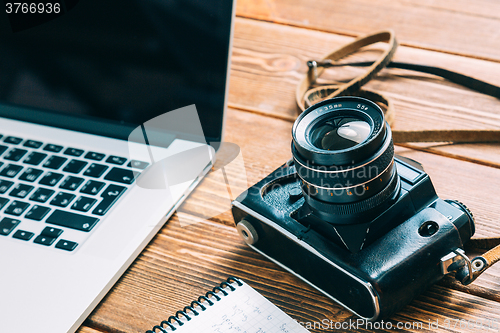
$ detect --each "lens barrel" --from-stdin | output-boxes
[292,96,399,224]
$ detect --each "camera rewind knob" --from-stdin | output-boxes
[288,187,302,203]
[446,200,474,221]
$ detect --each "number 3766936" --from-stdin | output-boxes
[6,2,61,14]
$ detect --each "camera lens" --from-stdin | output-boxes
[292,96,400,224]
[309,116,371,151]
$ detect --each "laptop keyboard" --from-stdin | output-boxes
[0,135,149,252]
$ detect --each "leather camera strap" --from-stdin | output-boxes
[460,237,500,285]
[295,30,500,285]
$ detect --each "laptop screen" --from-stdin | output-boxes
[0,0,234,146]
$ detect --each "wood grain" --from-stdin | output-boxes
[84,109,500,333]
[81,2,500,332]
[86,219,500,333]
[76,327,106,333]
[235,0,500,62]
[229,17,500,165]
[230,17,500,126]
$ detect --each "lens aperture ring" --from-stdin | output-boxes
[301,157,395,203]
[304,169,400,217]
[293,136,394,190]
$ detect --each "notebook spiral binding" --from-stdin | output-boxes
[146,277,243,333]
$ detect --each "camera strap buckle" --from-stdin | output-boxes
[461,237,500,285]
[443,239,500,285]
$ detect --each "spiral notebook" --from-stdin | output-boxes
[146,277,310,333]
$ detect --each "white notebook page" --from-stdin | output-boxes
[166,280,310,333]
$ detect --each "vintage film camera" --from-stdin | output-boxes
[231,96,475,320]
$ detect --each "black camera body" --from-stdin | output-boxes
[231,97,475,320]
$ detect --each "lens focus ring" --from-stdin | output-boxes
[304,169,400,216]
[293,135,394,189]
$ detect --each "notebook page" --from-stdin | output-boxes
[171,281,310,333]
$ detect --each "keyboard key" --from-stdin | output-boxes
[127,160,149,169]
[4,200,30,216]
[43,156,68,170]
[80,180,106,195]
[83,163,108,178]
[23,140,43,149]
[9,184,34,199]
[63,147,84,157]
[62,147,84,158]
[0,144,8,156]
[25,205,51,221]
[72,196,97,212]
[43,144,63,152]
[30,188,55,203]
[59,176,84,191]
[106,156,127,165]
[46,210,99,232]
[92,184,127,216]
[63,160,87,174]
[39,172,63,186]
[13,229,34,241]
[23,152,48,166]
[0,164,23,178]
[84,152,105,161]
[34,235,56,246]
[104,167,137,184]
[0,217,20,235]
[4,136,22,145]
[0,197,10,209]
[0,179,14,194]
[55,239,78,251]
[4,148,28,161]
[41,226,63,238]
[19,168,43,182]
[50,192,76,207]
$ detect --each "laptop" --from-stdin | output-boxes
[0,0,236,331]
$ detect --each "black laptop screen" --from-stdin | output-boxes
[0,0,233,145]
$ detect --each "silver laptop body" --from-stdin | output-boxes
[0,0,236,331]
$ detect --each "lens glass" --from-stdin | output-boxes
[309,116,371,151]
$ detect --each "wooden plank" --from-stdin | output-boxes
[85,109,500,332]
[343,285,500,332]
[76,327,106,333]
[235,0,500,62]
[86,219,500,333]
[230,18,500,124]
[402,143,500,169]
[229,17,500,165]
[414,0,500,19]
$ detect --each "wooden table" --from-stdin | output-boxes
[79,1,500,332]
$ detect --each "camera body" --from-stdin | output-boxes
[231,97,475,320]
